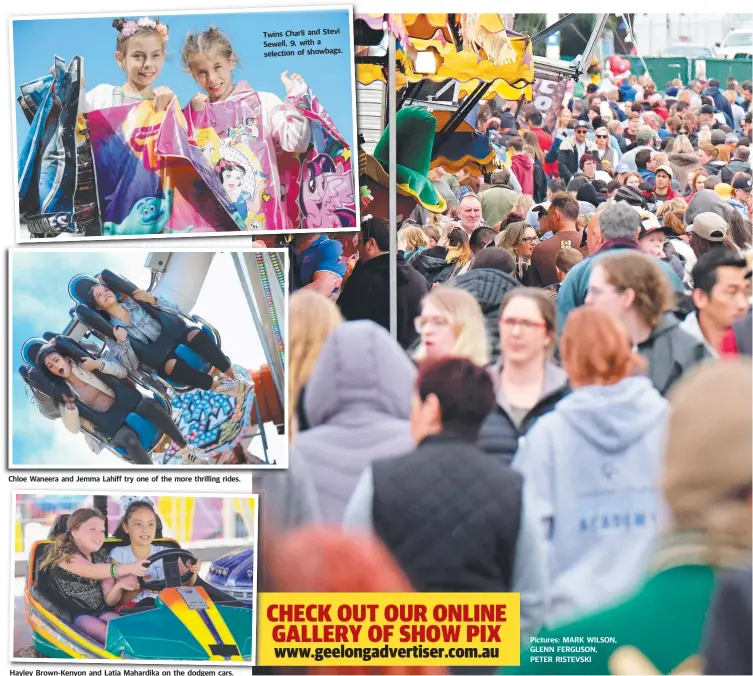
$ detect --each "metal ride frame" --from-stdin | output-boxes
[49,252,286,464]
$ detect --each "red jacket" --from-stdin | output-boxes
[511,154,534,196]
[532,127,557,177]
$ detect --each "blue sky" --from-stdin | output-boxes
[12,9,354,152]
[11,250,287,467]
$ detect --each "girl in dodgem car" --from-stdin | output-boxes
[38,507,150,643]
[109,497,201,608]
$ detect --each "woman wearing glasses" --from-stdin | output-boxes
[478,288,569,466]
[593,126,617,174]
[497,221,539,285]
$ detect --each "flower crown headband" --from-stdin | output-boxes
[120,17,169,42]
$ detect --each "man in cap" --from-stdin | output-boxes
[729,173,753,220]
[682,244,750,357]
[614,163,631,184]
[704,78,734,127]
[653,165,676,203]
[557,118,599,183]
[620,125,656,172]
[699,104,722,131]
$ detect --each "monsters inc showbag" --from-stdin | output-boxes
[186,92,284,230]
[87,99,243,236]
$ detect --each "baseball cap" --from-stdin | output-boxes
[526,204,549,229]
[692,212,729,242]
[614,163,630,174]
[701,104,716,115]
[574,118,590,130]
[637,211,673,238]
[710,129,727,146]
[655,164,674,178]
[732,174,753,192]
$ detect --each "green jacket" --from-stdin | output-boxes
[503,536,717,675]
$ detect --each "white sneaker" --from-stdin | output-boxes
[215,378,251,397]
[182,445,209,465]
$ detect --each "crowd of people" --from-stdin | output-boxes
[260,66,752,675]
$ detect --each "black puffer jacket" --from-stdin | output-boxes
[410,246,456,286]
[636,312,712,396]
[451,268,521,359]
[478,362,570,465]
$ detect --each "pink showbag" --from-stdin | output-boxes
[186,92,284,230]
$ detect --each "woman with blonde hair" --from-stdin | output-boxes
[413,287,489,367]
[497,220,538,283]
[698,141,727,176]
[668,133,700,191]
[398,224,429,263]
[289,290,342,436]
[513,306,668,626]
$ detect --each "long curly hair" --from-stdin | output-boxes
[33,346,73,408]
[39,508,105,571]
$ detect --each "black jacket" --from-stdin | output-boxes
[451,268,521,359]
[372,433,523,593]
[478,365,570,465]
[636,312,712,396]
[336,251,429,350]
[720,159,752,185]
[410,246,457,286]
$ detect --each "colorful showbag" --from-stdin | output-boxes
[17,56,82,235]
[186,93,284,230]
[279,87,357,229]
[88,99,242,236]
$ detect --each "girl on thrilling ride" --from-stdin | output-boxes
[87,282,248,397]
[35,344,208,465]
[109,497,201,608]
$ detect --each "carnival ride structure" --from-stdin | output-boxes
[18,251,286,466]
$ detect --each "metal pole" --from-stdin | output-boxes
[388,32,397,341]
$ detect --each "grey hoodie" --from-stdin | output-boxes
[513,376,669,626]
[293,320,417,523]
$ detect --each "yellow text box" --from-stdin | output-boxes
[258,592,520,666]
